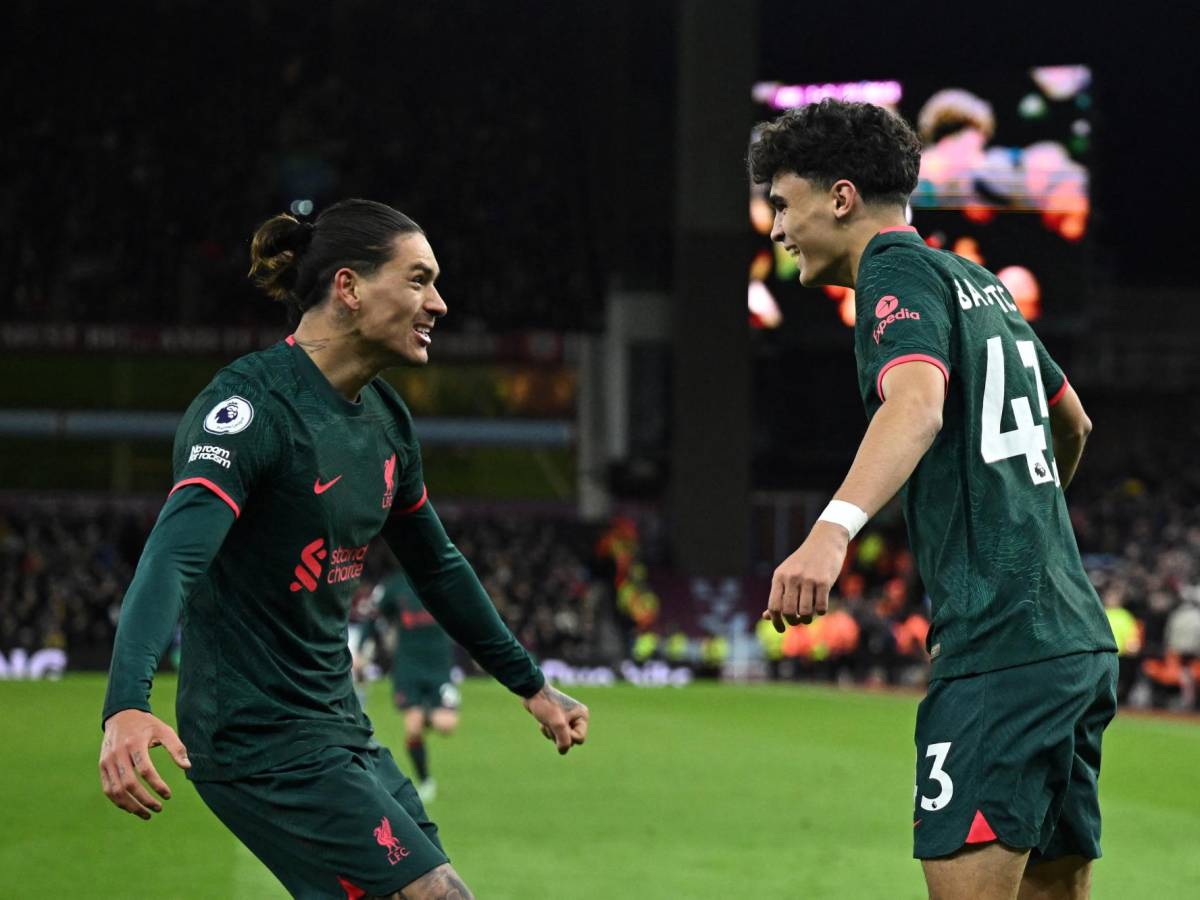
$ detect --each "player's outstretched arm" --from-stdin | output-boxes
[522,682,589,755]
[382,501,546,698]
[765,361,945,632]
[1048,383,1091,489]
[99,486,233,816]
[100,709,191,819]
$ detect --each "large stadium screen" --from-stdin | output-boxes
[748,67,1093,337]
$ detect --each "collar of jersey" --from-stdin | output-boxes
[286,339,367,417]
[862,225,923,260]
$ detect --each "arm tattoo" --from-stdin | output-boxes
[131,751,142,767]
[548,686,579,713]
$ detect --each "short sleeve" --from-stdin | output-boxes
[856,249,953,402]
[1032,332,1069,407]
[169,380,285,517]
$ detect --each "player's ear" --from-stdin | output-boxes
[332,267,362,312]
[831,179,858,221]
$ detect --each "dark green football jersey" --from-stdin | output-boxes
[853,227,1115,679]
[376,571,452,676]
[170,337,429,780]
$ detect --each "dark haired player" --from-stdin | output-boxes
[99,199,589,900]
[749,101,1116,900]
[372,570,460,804]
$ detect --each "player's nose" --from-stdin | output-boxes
[427,287,448,317]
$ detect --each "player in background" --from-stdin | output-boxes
[373,569,460,804]
[348,582,379,710]
[749,101,1116,900]
[99,199,589,900]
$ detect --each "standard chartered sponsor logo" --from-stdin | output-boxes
[327,543,369,583]
[189,444,232,468]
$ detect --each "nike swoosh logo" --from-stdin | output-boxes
[313,475,343,494]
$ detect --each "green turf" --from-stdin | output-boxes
[4,676,1197,898]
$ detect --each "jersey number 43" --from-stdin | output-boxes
[980,335,1060,487]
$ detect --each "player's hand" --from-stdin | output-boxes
[523,683,589,755]
[764,521,850,633]
[99,709,191,820]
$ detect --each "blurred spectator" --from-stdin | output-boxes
[1102,585,1141,703]
[1164,596,1200,711]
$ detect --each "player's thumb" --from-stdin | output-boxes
[161,728,191,769]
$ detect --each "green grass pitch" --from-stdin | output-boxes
[4,675,1197,898]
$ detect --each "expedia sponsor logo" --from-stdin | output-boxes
[873,294,921,344]
[188,444,231,469]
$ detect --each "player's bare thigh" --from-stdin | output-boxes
[377,862,473,899]
[922,843,1030,900]
[429,707,458,735]
[403,708,426,739]
[1018,855,1092,900]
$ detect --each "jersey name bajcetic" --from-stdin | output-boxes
[853,228,1115,679]
[169,337,428,780]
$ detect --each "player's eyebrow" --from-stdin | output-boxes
[410,262,439,282]
[768,193,786,210]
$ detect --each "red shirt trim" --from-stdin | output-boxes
[285,334,296,346]
[393,484,429,516]
[1047,376,1070,408]
[876,353,950,401]
[337,876,366,900]
[169,477,241,518]
[878,225,919,235]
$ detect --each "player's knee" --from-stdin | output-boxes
[391,863,473,900]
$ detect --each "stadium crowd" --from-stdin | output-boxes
[0,501,623,671]
[3,465,1199,708]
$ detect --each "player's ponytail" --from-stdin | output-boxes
[248,214,314,305]
[247,200,423,325]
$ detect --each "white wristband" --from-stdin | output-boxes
[817,500,868,539]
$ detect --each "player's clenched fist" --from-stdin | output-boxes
[99,709,191,820]
[764,521,851,633]
[523,683,589,755]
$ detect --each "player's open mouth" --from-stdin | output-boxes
[413,324,433,347]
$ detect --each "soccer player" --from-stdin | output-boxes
[749,101,1117,900]
[373,569,460,804]
[99,199,589,900]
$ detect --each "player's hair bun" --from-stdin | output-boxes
[247,213,315,303]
